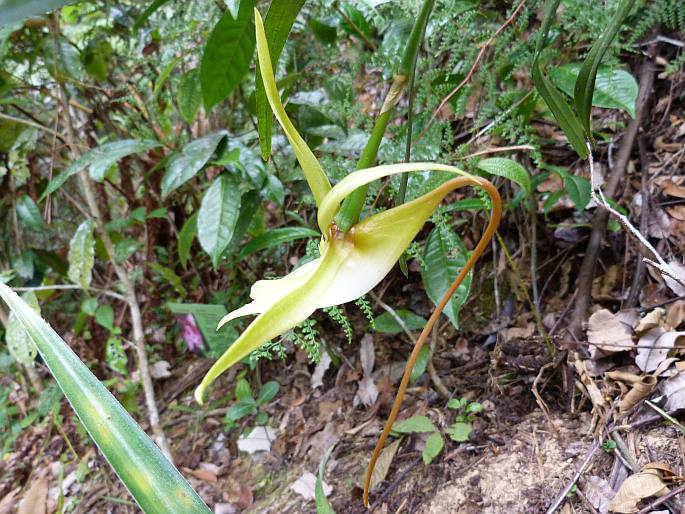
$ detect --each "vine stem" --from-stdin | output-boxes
[363,177,502,507]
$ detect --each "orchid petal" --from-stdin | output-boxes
[254,9,331,206]
[195,234,352,404]
[317,162,469,233]
[316,174,484,307]
[217,258,322,328]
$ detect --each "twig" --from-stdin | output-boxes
[0,112,63,141]
[463,145,536,159]
[645,400,685,435]
[419,0,527,139]
[544,440,601,514]
[370,292,415,343]
[12,284,125,301]
[626,137,651,307]
[635,483,685,514]
[568,49,657,339]
[427,323,450,399]
[495,232,555,357]
[49,14,173,461]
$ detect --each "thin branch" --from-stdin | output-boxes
[11,284,125,302]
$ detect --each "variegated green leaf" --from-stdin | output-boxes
[6,291,40,366]
[68,219,95,290]
[0,282,212,514]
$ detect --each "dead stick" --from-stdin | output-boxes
[567,48,656,339]
[635,483,685,514]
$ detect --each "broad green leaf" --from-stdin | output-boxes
[309,18,337,45]
[5,291,40,366]
[391,415,436,434]
[200,1,256,111]
[178,212,198,270]
[0,283,212,514]
[477,158,531,195]
[421,226,471,329]
[225,190,260,255]
[0,0,74,28]
[133,0,173,31]
[235,378,252,401]
[153,57,181,102]
[177,69,202,124]
[316,446,335,514]
[255,0,306,160]
[81,38,112,82]
[16,194,44,230]
[197,174,242,268]
[574,0,637,136]
[105,336,128,375]
[422,432,444,465]
[42,139,160,199]
[238,226,320,260]
[167,303,235,359]
[67,220,95,290]
[373,308,426,335]
[95,305,114,332]
[446,421,472,442]
[551,64,638,118]
[256,380,279,406]
[564,174,591,211]
[255,9,332,206]
[160,131,227,198]
[226,400,257,421]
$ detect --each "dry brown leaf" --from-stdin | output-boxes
[643,462,678,479]
[182,467,217,483]
[663,371,685,412]
[290,472,332,501]
[608,470,668,513]
[666,300,685,330]
[574,358,608,411]
[0,489,18,514]
[17,474,48,514]
[355,334,378,408]
[504,322,535,341]
[619,375,657,413]
[636,328,685,373]
[635,308,665,335]
[666,205,685,221]
[538,173,563,193]
[587,309,634,356]
[664,261,685,297]
[662,180,685,199]
[311,350,332,389]
[583,475,615,514]
[368,438,402,492]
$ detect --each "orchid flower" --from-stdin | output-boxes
[194,10,502,406]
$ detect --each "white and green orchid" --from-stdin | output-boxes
[194,10,502,404]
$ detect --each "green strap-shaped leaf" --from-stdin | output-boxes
[6,291,40,366]
[255,0,306,161]
[0,0,74,28]
[133,0,173,32]
[476,158,531,195]
[532,0,588,159]
[238,226,320,260]
[42,139,161,200]
[177,212,198,270]
[68,219,95,290]
[574,0,637,138]
[197,174,242,268]
[200,0,256,111]
[0,283,212,514]
[255,8,332,206]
